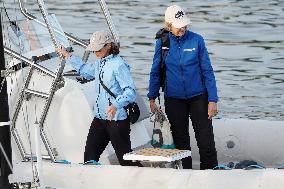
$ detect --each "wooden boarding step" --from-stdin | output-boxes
[123,148,191,169]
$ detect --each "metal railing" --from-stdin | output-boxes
[8,0,121,162]
[4,47,56,77]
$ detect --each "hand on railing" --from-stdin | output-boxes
[56,45,70,60]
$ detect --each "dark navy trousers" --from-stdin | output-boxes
[165,93,218,169]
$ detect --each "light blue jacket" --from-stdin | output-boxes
[66,54,136,121]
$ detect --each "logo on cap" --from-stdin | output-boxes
[175,11,184,19]
[105,35,111,41]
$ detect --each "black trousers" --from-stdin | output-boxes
[84,118,141,166]
[165,93,218,169]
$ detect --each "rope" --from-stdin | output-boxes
[150,110,166,123]
[243,164,265,170]
[213,163,266,170]
[213,164,232,170]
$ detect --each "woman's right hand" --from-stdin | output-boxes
[149,99,160,113]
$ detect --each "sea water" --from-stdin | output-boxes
[4,0,284,120]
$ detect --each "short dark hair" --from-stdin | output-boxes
[109,42,120,55]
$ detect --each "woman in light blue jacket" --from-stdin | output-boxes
[57,31,141,166]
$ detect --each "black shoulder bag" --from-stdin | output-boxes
[99,74,140,124]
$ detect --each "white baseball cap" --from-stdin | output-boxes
[165,5,190,28]
[86,31,114,51]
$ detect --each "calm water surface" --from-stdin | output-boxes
[5,0,284,120]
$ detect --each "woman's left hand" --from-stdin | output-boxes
[208,102,217,120]
[106,105,117,120]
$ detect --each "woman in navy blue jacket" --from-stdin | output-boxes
[148,5,218,169]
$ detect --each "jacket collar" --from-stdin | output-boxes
[100,54,114,62]
[169,30,189,42]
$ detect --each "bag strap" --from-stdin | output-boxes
[99,74,116,99]
[98,60,117,99]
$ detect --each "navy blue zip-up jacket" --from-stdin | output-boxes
[148,30,218,102]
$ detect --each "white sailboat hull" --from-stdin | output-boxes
[6,58,284,189]
[3,2,283,188]
[9,161,284,189]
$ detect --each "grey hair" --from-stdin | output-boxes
[164,21,172,31]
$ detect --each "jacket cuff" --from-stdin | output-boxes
[148,97,156,101]
[208,97,218,103]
